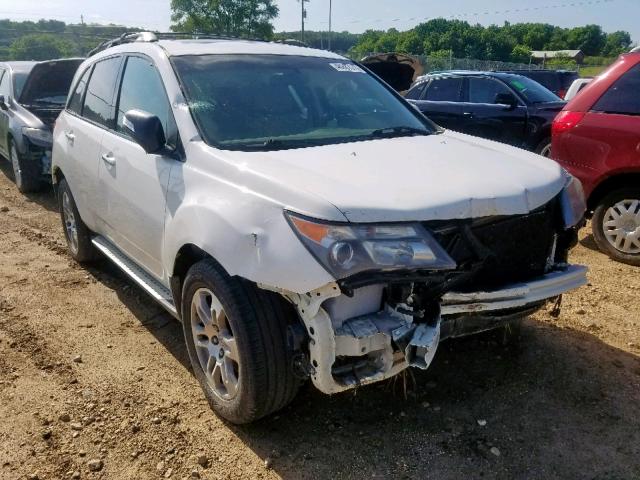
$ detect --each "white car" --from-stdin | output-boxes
[564,78,592,101]
[52,33,588,424]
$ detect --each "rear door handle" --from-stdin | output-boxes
[463,112,474,118]
[64,131,75,142]
[101,153,116,166]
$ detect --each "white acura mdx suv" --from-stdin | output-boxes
[52,33,587,424]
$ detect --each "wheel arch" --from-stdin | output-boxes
[587,171,640,214]
[170,243,222,319]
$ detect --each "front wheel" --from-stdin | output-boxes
[534,138,552,158]
[592,188,640,266]
[182,259,301,424]
[9,139,42,193]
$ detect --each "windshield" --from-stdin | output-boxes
[506,75,561,104]
[12,71,29,99]
[171,54,435,151]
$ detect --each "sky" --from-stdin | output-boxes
[0,0,637,43]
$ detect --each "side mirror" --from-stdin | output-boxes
[122,109,166,154]
[495,93,518,110]
[0,95,8,111]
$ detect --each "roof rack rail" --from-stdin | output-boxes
[88,31,263,57]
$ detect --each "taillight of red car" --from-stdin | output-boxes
[552,111,585,136]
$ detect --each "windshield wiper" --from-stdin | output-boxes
[369,126,431,139]
[236,138,319,151]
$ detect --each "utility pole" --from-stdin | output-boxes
[80,14,84,26]
[328,0,332,51]
[301,0,305,43]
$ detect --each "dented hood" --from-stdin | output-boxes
[227,130,567,223]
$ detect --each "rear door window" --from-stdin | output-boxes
[468,77,512,104]
[82,56,122,128]
[115,55,177,146]
[424,77,463,102]
[593,64,640,116]
[67,67,92,115]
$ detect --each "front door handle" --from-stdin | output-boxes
[463,112,474,118]
[64,131,75,142]
[101,153,116,166]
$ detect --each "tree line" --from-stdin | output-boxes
[0,19,139,61]
[0,10,633,67]
[350,19,633,63]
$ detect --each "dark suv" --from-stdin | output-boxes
[497,70,579,98]
[406,71,566,156]
[0,59,83,192]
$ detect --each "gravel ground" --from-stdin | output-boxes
[0,162,639,480]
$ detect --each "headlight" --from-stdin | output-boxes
[286,212,456,279]
[22,127,53,146]
[560,174,586,228]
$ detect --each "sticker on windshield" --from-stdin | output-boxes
[330,63,365,73]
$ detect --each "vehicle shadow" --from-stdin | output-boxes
[579,232,602,254]
[80,261,640,479]
[231,321,640,480]
[0,160,58,213]
[83,259,192,373]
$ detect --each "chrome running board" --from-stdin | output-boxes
[91,236,178,319]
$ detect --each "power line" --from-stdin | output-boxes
[308,0,616,29]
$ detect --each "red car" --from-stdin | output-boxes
[552,51,640,266]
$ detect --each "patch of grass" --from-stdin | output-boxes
[579,65,609,77]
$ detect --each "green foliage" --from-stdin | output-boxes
[602,31,632,56]
[546,55,577,67]
[350,19,631,63]
[510,45,532,63]
[170,0,279,39]
[9,34,77,60]
[0,19,144,60]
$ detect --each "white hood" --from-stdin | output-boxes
[224,130,566,223]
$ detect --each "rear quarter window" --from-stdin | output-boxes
[592,63,640,115]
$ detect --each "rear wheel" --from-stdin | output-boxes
[57,178,98,263]
[9,140,42,193]
[592,188,640,266]
[182,259,301,424]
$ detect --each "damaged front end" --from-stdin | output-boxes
[274,186,587,395]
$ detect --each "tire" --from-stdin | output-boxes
[592,187,640,266]
[181,259,301,424]
[57,178,98,263]
[534,137,552,158]
[9,139,42,193]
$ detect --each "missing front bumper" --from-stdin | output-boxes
[281,264,588,395]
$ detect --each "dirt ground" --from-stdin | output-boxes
[0,162,638,480]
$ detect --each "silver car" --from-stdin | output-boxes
[0,59,83,192]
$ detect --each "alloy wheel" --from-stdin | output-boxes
[190,288,240,400]
[603,199,640,254]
